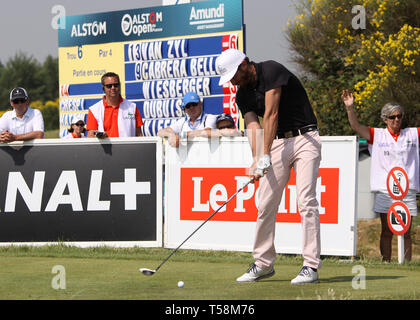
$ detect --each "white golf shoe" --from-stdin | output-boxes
[236,263,275,282]
[290,266,319,284]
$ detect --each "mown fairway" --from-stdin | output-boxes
[0,246,418,300]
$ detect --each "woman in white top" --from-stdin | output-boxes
[342,89,419,262]
[64,118,86,139]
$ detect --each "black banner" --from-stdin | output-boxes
[0,140,160,243]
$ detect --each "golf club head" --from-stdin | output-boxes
[139,268,156,276]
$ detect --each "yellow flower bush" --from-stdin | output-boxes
[351,23,419,108]
[287,0,419,134]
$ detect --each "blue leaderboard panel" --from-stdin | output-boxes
[124,34,240,136]
[58,0,244,137]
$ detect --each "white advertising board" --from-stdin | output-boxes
[164,136,358,256]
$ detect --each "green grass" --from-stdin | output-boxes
[11,132,420,300]
[0,245,418,300]
[412,214,420,228]
[44,129,59,139]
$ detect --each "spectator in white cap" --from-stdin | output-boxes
[157,91,217,147]
[0,87,44,143]
[64,115,87,139]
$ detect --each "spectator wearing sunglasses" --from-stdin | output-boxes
[342,89,420,262]
[157,92,217,147]
[64,116,87,139]
[86,72,143,138]
[215,113,243,137]
[0,87,44,143]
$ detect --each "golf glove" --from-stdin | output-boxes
[255,154,272,177]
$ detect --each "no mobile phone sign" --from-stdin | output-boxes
[387,202,411,235]
[386,167,409,200]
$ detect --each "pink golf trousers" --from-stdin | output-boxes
[253,130,322,270]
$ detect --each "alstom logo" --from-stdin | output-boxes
[189,4,224,25]
[70,21,107,38]
[121,12,163,36]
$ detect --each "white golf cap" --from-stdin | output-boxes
[70,114,86,125]
[216,49,246,85]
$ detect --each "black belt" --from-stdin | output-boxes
[275,125,318,139]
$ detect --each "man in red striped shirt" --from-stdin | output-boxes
[86,72,143,138]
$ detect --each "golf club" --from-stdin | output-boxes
[140,178,254,276]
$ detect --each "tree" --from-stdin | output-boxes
[0,60,4,79]
[0,52,59,132]
[286,0,420,135]
[38,55,59,102]
[0,61,4,107]
[0,52,43,107]
[31,99,59,131]
[0,52,59,109]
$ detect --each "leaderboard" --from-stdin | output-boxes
[58,0,244,137]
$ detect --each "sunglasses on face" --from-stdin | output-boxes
[104,83,120,89]
[218,125,235,130]
[74,123,84,127]
[12,98,27,104]
[387,114,402,120]
[185,102,198,109]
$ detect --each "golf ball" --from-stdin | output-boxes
[177,281,184,288]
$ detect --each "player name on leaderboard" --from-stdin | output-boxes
[125,37,222,98]
[124,35,234,136]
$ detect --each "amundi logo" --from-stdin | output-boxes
[189,3,224,25]
[121,12,163,36]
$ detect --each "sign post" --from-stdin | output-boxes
[398,235,404,264]
[386,167,410,264]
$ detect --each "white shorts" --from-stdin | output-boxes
[373,191,418,216]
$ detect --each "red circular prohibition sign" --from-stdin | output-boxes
[386,167,409,201]
[387,201,411,235]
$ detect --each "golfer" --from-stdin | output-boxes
[216,49,322,284]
